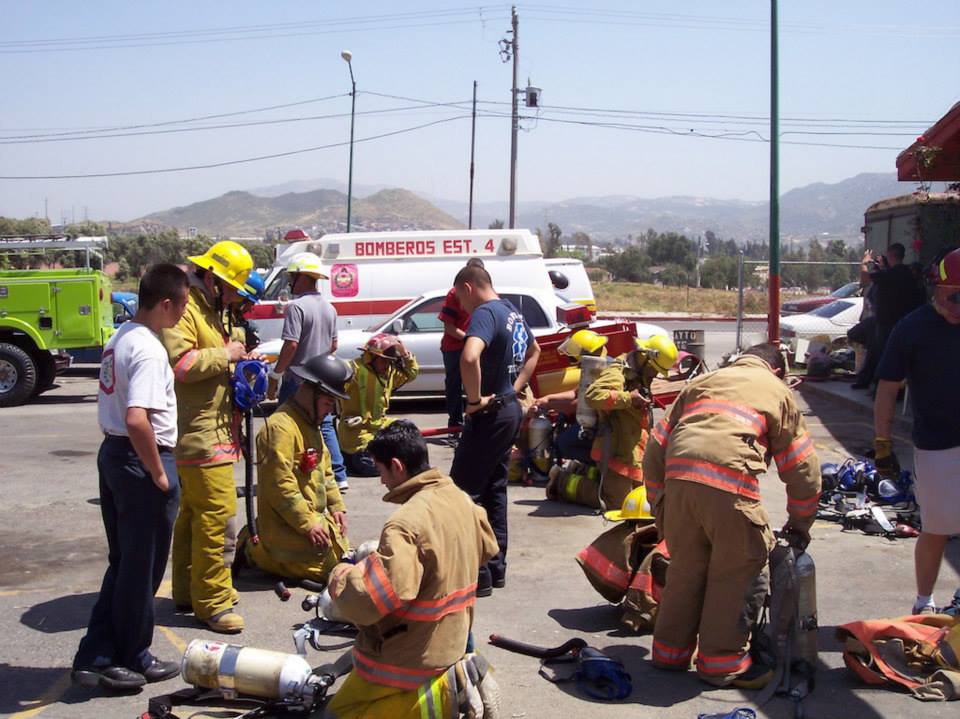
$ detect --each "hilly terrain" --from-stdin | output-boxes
[132,172,936,241]
[137,187,461,237]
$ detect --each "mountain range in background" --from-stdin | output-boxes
[128,172,936,243]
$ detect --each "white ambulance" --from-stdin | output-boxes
[246,229,564,342]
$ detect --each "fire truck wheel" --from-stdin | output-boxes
[0,342,38,407]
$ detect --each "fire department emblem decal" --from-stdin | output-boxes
[99,349,116,394]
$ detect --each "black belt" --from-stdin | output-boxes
[103,434,175,452]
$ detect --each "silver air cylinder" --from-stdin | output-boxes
[794,551,818,667]
[182,639,317,705]
[575,355,608,438]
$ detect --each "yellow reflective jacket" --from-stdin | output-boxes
[250,401,346,566]
[337,354,419,454]
[327,469,498,690]
[584,357,650,483]
[160,281,244,467]
[643,355,821,530]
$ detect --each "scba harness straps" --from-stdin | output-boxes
[539,646,633,701]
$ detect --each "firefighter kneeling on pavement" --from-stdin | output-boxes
[320,420,499,719]
[338,333,419,477]
[238,354,352,583]
[548,335,678,510]
[644,343,821,689]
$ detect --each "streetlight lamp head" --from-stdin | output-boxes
[341,50,353,63]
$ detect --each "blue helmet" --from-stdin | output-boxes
[238,271,265,303]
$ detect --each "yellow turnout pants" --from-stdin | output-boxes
[242,518,348,583]
[172,463,237,619]
[323,668,457,719]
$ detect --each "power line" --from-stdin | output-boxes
[0,115,471,179]
[0,102,470,145]
[0,94,350,140]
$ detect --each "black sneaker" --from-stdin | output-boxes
[491,574,506,589]
[142,658,180,683]
[72,665,146,691]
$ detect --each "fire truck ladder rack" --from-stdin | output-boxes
[0,235,109,269]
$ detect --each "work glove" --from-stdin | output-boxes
[873,437,901,480]
[780,522,811,551]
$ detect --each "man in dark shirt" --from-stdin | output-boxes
[450,264,540,596]
[863,243,924,385]
[437,258,485,429]
[874,247,960,614]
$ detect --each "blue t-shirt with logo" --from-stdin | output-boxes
[466,298,531,396]
[876,303,960,450]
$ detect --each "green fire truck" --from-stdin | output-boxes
[0,236,115,406]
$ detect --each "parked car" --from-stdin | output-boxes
[257,286,668,396]
[780,297,863,363]
[781,282,861,315]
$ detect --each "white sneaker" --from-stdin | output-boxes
[337,479,349,492]
[911,602,938,615]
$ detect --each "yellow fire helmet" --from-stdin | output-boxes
[286,251,329,280]
[604,485,653,522]
[188,240,254,290]
[634,335,679,377]
[558,329,609,359]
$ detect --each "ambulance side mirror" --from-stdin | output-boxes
[390,318,404,335]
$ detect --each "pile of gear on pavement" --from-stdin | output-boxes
[816,458,922,538]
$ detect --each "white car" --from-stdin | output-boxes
[258,285,668,396]
[780,297,863,363]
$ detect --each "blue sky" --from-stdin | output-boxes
[1,1,957,222]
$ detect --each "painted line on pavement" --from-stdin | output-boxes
[9,671,71,719]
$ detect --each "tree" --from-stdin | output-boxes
[488,219,504,229]
[546,223,562,258]
[571,231,593,262]
[601,245,650,282]
[699,255,738,289]
[647,232,696,270]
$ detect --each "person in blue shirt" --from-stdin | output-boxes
[449,264,540,596]
[874,247,960,615]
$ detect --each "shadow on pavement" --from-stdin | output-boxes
[515,498,597,518]
[0,664,131,714]
[548,604,622,633]
[20,592,96,633]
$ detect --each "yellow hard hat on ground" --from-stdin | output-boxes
[604,485,653,521]
[188,240,253,290]
[634,335,679,377]
[558,329,608,359]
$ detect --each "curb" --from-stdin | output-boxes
[798,381,914,436]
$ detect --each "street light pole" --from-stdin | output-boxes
[341,50,356,233]
[508,6,519,229]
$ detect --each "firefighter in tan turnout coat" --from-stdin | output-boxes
[323,421,498,719]
[643,344,821,689]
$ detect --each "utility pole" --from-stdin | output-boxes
[469,80,477,229]
[768,0,781,345]
[499,6,519,229]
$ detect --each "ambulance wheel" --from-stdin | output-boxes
[0,342,37,407]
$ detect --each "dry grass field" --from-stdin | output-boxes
[594,282,772,315]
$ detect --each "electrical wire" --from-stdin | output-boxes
[0,102,471,145]
[0,115,471,179]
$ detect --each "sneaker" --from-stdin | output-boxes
[337,479,349,492]
[730,661,774,690]
[71,665,146,692]
[142,658,180,683]
[912,603,938,615]
[204,609,244,634]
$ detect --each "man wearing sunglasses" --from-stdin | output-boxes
[874,247,960,615]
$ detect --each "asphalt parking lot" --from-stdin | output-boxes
[1,368,958,718]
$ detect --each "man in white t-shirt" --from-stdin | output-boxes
[72,264,190,693]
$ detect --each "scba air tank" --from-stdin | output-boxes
[182,639,317,705]
[794,551,818,667]
[576,355,609,438]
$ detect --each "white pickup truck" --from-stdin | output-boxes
[258,286,668,396]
